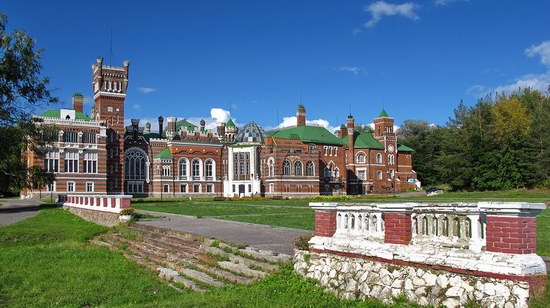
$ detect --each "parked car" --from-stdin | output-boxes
[426,187,444,196]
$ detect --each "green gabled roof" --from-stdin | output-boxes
[267,125,342,145]
[398,144,414,152]
[379,108,389,118]
[175,119,197,132]
[341,132,384,149]
[226,118,235,128]
[155,148,172,159]
[41,109,92,121]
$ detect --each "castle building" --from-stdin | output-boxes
[21,57,419,199]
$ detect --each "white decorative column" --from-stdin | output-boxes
[468,213,483,253]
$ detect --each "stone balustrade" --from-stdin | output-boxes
[60,194,132,214]
[299,201,548,307]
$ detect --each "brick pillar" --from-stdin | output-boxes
[120,197,131,209]
[314,211,337,237]
[379,203,414,245]
[310,202,338,237]
[384,213,412,245]
[485,216,537,254]
[480,202,546,255]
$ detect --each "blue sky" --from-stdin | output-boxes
[4,0,550,131]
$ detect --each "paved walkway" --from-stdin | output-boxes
[0,199,41,226]
[137,210,312,255]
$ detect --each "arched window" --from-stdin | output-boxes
[178,158,188,179]
[388,154,395,165]
[334,167,340,178]
[357,153,366,164]
[205,159,215,179]
[125,147,148,180]
[324,163,333,178]
[376,153,383,163]
[267,157,275,177]
[306,161,314,176]
[294,161,303,176]
[192,159,201,179]
[282,160,291,176]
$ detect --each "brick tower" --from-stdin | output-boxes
[91,56,130,194]
[374,109,397,191]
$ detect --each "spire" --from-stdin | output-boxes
[379,108,389,118]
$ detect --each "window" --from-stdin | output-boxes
[207,184,214,193]
[334,167,340,178]
[334,147,338,157]
[357,153,366,164]
[308,144,316,153]
[193,184,201,193]
[44,151,59,172]
[324,146,328,156]
[64,151,79,173]
[269,183,274,193]
[82,132,96,144]
[306,161,314,176]
[107,106,113,112]
[388,154,395,165]
[389,169,395,179]
[377,171,383,180]
[282,160,291,176]
[248,184,252,192]
[358,170,366,180]
[47,182,56,192]
[67,181,75,192]
[178,158,188,179]
[376,153,383,164]
[163,184,169,193]
[267,158,275,177]
[162,165,170,176]
[232,185,235,193]
[63,131,78,143]
[205,159,214,179]
[233,152,250,179]
[125,147,147,180]
[294,161,303,176]
[84,152,98,173]
[180,184,187,193]
[86,182,94,192]
[192,159,201,179]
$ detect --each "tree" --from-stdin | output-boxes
[0,13,58,195]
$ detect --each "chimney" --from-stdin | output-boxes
[73,93,84,113]
[296,105,306,126]
[347,115,355,149]
[338,124,348,138]
[145,122,151,133]
[166,117,176,139]
[158,116,164,137]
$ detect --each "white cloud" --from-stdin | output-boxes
[210,108,231,124]
[466,85,491,98]
[468,40,550,96]
[367,122,400,132]
[434,0,468,6]
[364,1,420,28]
[269,116,338,134]
[338,66,365,75]
[138,87,157,94]
[525,41,550,66]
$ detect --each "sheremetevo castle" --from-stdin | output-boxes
[21,57,420,199]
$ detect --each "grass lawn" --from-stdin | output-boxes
[0,206,417,307]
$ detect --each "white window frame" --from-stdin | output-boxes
[67,181,75,192]
[46,181,56,192]
[86,182,94,192]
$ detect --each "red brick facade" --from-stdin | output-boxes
[314,211,337,237]
[485,216,537,254]
[384,213,413,245]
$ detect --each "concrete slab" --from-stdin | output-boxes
[136,210,312,255]
[0,199,41,226]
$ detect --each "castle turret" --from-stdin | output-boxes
[72,93,84,113]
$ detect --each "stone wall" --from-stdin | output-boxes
[294,249,532,308]
[64,206,121,227]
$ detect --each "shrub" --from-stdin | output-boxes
[293,235,312,250]
[119,208,135,216]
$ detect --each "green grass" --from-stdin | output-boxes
[0,206,417,307]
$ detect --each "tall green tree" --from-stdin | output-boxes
[0,13,58,195]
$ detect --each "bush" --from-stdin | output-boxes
[119,208,135,216]
[293,235,312,250]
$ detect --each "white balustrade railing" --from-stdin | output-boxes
[336,206,385,240]
[60,194,133,214]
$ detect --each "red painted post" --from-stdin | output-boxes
[379,203,414,245]
[310,203,338,237]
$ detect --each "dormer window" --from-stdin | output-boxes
[65,115,71,120]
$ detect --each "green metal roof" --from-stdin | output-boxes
[378,108,389,118]
[267,125,342,145]
[226,119,236,128]
[155,148,172,159]
[341,132,384,149]
[398,144,414,152]
[175,119,197,132]
[41,109,92,121]
[144,132,162,141]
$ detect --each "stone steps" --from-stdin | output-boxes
[91,222,283,292]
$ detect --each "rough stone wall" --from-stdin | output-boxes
[64,206,121,227]
[293,249,531,308]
